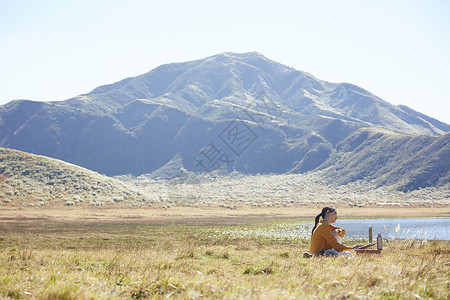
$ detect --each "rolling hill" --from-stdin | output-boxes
[0,147,153,207]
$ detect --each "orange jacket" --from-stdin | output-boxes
[309,220,349,254]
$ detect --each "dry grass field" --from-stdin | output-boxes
[0,206,449,299]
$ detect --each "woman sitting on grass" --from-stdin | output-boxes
[306,207,362,257]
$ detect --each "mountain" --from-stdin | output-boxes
[0,147,153,206]
[0,52,449,190]
[321,129,450,191]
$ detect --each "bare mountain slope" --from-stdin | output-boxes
[0,52,448,190]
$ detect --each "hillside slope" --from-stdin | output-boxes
[321,131,450,191]
[0,148,153,206]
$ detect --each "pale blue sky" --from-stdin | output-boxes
[1,0,449,124]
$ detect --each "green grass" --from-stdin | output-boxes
[0,218,448,299]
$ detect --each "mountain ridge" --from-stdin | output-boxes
[0,52,448,190]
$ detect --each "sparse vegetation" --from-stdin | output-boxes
[117,171,450,209]
[0,148,156,207]
[0,213,448,299]
[1,147,449,208]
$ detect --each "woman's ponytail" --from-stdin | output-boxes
[311,213,322,234]
[311,206,335,234]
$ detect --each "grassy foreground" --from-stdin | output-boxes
[0,208,449,299]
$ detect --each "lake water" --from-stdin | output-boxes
[331,218,450,241]
[210,218,450,241]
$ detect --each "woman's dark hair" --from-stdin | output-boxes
[311,207,335,234]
